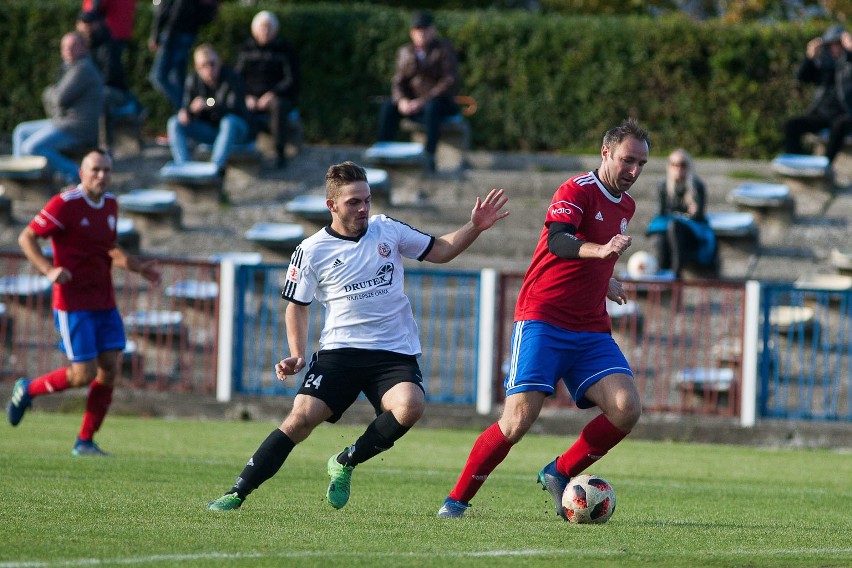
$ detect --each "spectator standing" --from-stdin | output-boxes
[206,161,509,512]
[654,149,716,278]
[436,119,649,520]
[12,32,103,185]
[377,11,460,173]
[236,10,300,169]
[6,149,161,456]
[167,43,255,175]
[81,0,137,60]
[149,0,219,110]
[783,24,852,176]
[76,11,143,139]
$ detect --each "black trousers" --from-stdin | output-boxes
[378,96,458,155]
[784,113,852,162]
[251,95,295,157]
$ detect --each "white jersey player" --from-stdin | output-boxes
[208,160,509,512]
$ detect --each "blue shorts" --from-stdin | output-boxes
[504,320,633,408]
[54,308,126,363]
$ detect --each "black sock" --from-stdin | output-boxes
[230,429,295,499]
[340,412,410,467]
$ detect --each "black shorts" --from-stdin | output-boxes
[297,348,424,423]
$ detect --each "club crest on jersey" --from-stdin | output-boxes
[620,218,628,234]
[377,242,392,257]
[286,265,300,283]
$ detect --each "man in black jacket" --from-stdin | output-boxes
[166,43,255,175]
[236,10,299,168]
[783,24,852,171]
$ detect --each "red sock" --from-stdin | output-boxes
[78,381,114,441]
[448,422,513,504]
[556,414,628,478]
[28,368,70,397]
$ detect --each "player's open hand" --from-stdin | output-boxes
[275,357,306,380]
[471,188,510,231]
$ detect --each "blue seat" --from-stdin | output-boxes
[118,189,178,214]
[286,195,330,222]
[159,161,221,185]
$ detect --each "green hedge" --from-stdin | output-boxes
[0,1,828,158]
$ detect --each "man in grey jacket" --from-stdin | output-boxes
[12,32,104,184]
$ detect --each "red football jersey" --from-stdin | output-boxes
[514,171,636,333]
[29,188,119,311]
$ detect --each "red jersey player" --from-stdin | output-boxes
[438,118,650,519]
[7,149,161,456]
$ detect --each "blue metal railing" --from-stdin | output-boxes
[759,283,851,420]
[232,264,482,404]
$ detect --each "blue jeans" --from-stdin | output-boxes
[12,119,83,182]
[167,114,251,169]
[149,32,196,109]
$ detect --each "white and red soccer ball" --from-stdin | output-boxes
[561,474,616,524]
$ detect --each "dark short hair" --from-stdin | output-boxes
[411,11,434,29]
[77,10,102,23]
[602,118,651,152]
[325,161,368,199]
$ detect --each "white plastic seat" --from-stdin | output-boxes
[675,367,735,392]
[0,274,52,297]
[124,310,184,335]
[165,280,220,300]
[285,195,330,222]
[728,183,791,207]
[706,211,757,238]
[118,189,178,213]
[159,161,221,184]
[245,223,305,250]
[0,155,48,179]
[769,305,815,332]
[770,154,829,178]
[364,141,425,163]
[209,251,263,265]
[793,273,852,291]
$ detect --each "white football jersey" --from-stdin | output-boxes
[281,214,435,354]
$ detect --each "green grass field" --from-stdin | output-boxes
[1,412,850,568]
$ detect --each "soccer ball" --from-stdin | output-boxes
[561,474,616,524]
[626,250,658,279]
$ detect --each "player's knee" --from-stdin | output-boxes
[67,367,97,387]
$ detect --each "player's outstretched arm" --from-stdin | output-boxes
[424,188,509,264]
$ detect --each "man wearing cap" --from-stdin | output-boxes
[783,24,852,172]
[377,11,460,173]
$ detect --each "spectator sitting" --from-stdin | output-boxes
[167,43,255,175]
[783,24,852,175]
[654,149,717,278]
[12,32,104,185]
[76,12,143,136]
[377,11,460,173]
[235,10,300,169]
